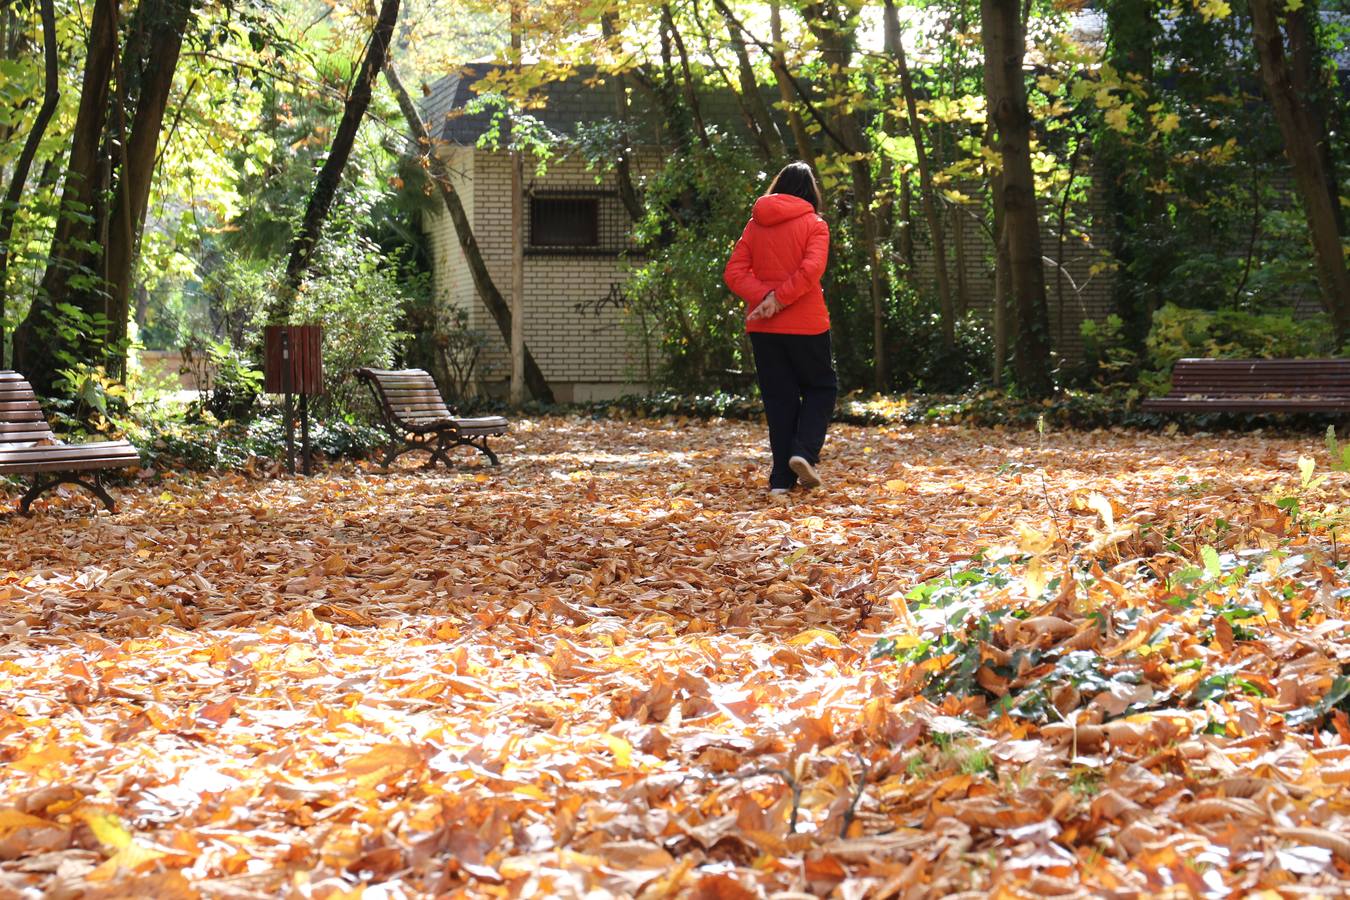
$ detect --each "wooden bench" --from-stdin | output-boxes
[356,368,509,468]
[1140,358,1350,414]
[0,371,141,513]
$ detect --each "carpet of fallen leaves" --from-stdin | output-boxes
[2,417,1350,899]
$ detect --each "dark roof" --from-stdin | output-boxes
[421,63,789,147]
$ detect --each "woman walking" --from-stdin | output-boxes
[724,162,838,494]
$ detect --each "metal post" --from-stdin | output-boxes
[300,392,311,476]
[282,330,295,476]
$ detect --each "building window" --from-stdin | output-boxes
[530,195,599,249]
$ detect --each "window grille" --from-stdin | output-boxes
[526,189,638,257]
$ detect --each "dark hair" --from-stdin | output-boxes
[766,161,822,211]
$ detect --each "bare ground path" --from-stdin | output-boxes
[1,419,1347,897]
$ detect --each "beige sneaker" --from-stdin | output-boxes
[789,456,821,488]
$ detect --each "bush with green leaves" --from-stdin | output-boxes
[182,337,264,422]
[1143,303,1336,395]
[289,200,419,418]
[622,145,765,391]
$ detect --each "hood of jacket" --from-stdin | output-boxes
[752,193,816,227]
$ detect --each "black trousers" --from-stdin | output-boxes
[750,330,838,489]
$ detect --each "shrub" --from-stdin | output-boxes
[623,145,764,391]
[290,200,418,418]
[1143,303,1335,394]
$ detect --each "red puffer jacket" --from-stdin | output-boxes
[723,193,831,335]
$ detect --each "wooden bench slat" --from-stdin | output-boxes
[1145,358,1350,414]
[0,441,139,462]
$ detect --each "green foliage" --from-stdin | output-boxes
[1143,304,1336,394]
[128,409,385,472]
[183,337,263,423]
[624,144,762,391]
[286,197,419,417]
[435,309,488,405]
[1079,314,1140,393]
[45,364,130,435]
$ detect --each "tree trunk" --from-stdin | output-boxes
[663,5,711,151]
[386,65,554,403]
[14,0,118,394]
[888,8,955,351]
[0,0,58,370]
[898,174,915,272]
[103,0,193,377]
[768,1,815,168]
[981,0,1052,397]
[274,0,401,321]
[715,2,785,161]
[1249,0,1349,340]
[1101,0,1165,349]
[991,158,1009,387]
[804,0,885,389]
[600,13,645,224]
[508,2,525,407]
[951,205,969,316]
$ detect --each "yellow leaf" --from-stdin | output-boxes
[1016,523,1054,556]
[1024,556,1050,599]
[1197,0,1232,21]
[602,733,634,768]
[76,809,133,851]
[883,479,912,494]
[788,628,843,648]
[1156,112,1181,134]
[1087,492,1115,531]
[342,744,422,788]
[1105,104,1133,133]
[89,842,168,881]
[0,809,54,832]
[511,783,550,800]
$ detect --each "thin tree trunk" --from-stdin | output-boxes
[1249,0,1349,340]
[104,0,193,377]
[690,0,770,160]
[0,0,58,369]
[600,13,645,223]
[509,1,525,406]
[888,6,955,351]
[768,1,814,168]
[993,213,1009,387]
[981,0,1052,397]
[274,0,401,320]
[386,64,554,403]
[898,174,915,272]
[663,4,711,151]
[1053,137,1083,350]
[713,0,785,160]
[1284,2,1342,236]
[803,0,885,389]
[991,150,1008,387]
[1101,0,1164,349]
[14,0,118,393]
[951,205,969,315]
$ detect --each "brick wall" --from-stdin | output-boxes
[425,148,655,400]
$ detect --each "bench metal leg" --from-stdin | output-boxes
[21,473,116,514]
[440,434,499,467]
[469,437,500,467]
[380,440,438,471]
